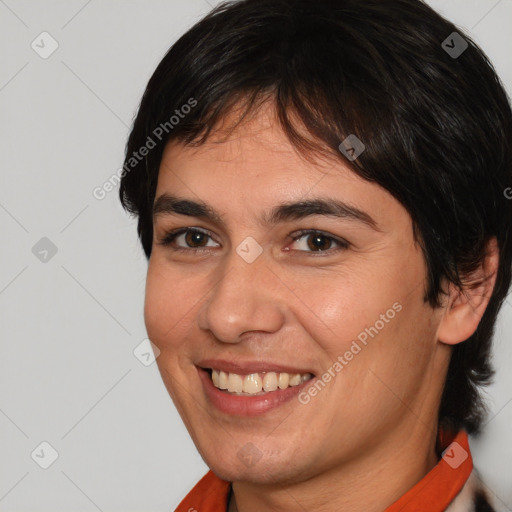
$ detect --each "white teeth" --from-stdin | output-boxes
[210,369,313,394]
[289,374,301,386]
[243,373,263,393]
[218,370,228,390]
[227,373,243,393]
[278,372,289,389]
[263,372,278,392]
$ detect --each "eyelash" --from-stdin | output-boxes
[157,227,350,255]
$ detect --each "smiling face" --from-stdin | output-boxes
[144,102,451,486]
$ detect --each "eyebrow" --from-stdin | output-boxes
[153,193,381,231]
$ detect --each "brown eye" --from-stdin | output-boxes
[158,228,219,250]
[306,233,333,251]
[290,230,349,253]
[185,230,209,247]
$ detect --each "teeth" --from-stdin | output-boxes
[278,372,289,389]
[228,373,243,393]
[243,374,262,393]
[289,374,301,386]
[218,370,228,390]
[263,372,278,392]
[210,369,313,395]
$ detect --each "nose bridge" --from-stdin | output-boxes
[198,245,285,343]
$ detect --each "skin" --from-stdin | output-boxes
[144,101,498,512]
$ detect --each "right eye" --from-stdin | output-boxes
[158,227,220,252]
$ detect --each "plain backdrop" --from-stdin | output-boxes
[0,1,511,510]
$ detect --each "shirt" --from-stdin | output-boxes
[174,429,494,512]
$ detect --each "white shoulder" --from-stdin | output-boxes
[445,469,508,512]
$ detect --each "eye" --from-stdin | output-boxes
[158,227,219,251]
[288,230,349,253]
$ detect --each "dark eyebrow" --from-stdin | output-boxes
[263,198,381,231]
[153,193,381,231]
[153,194,224,224]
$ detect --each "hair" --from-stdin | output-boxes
[119,0,512,435]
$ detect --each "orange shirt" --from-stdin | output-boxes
[175,429,472,512]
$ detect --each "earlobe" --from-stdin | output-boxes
[437,237,499,346]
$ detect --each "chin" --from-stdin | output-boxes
[203,445,313,486]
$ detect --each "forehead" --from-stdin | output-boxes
[154,102,408,232]
[159,103,358,188]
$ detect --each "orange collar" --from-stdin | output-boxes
[175,429,472,512]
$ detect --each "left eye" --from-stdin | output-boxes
[289,230,349,252]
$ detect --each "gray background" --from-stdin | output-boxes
[0,0,511,510]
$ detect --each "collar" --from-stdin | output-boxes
[175,429,473,512]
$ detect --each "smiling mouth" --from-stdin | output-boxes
[206,368,314,396]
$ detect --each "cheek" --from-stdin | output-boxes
[292,249,432,381]
[285,265,393,357]
[143,259,194,347]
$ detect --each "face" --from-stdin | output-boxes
[145,102,448,485]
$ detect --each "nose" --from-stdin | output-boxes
[197,248,286,344]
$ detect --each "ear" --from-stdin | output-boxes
[437,236,499,346]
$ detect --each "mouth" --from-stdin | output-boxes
[205,368,314,396]
[196,365,317,416]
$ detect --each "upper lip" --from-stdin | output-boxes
[197,359,315,376]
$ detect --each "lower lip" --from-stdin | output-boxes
[197,367,315,416]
